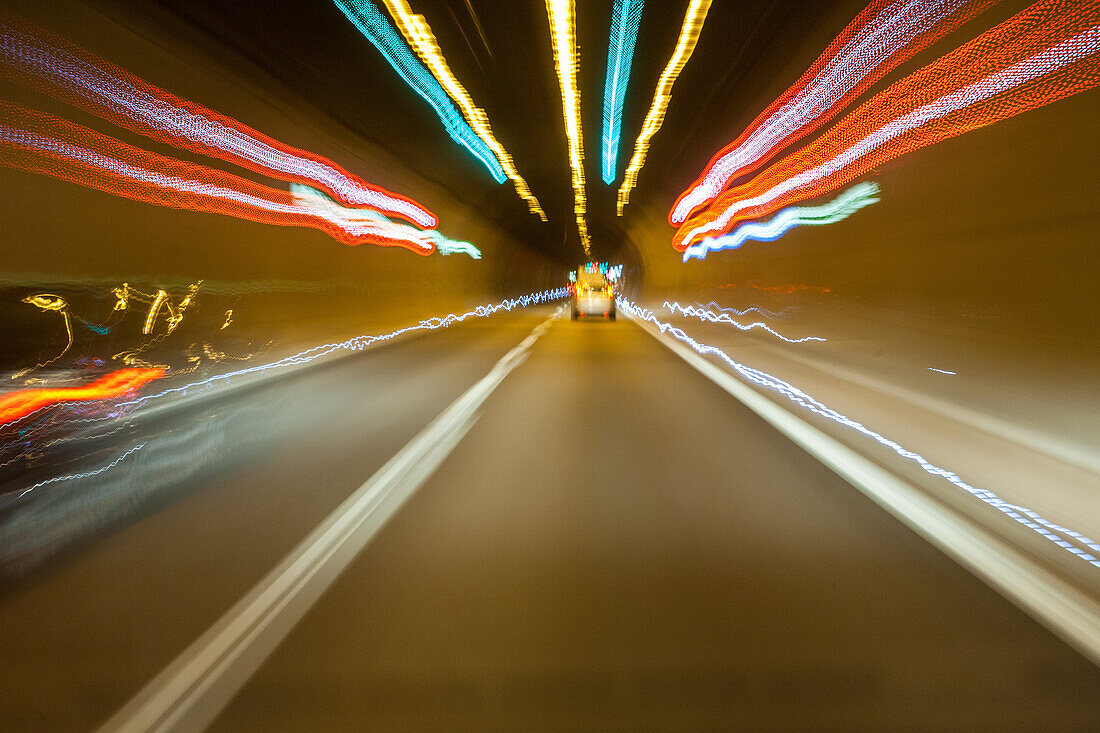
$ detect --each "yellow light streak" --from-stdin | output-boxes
[381,0,547,221]
[544,0,591,256]
[13,294,73,379]
[616,0,712,215]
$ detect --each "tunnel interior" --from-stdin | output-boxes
[1,0,1099,728]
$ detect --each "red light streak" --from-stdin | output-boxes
[0,368,165,427]
[0,104,436,253]
[0,13,437,228]
[670,0,1001,225]
[674,0,1100,250]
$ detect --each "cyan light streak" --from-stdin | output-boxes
[619,298,1100,569]
[331,0,506,182]
[683,182,880,261]
[663,301,825,344]
[601,0,643,184]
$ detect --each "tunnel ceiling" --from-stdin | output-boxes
[115,0,862,265]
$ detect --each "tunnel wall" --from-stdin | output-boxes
[0,0,556,365]
[624,6,1099,356]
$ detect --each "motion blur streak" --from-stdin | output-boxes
[16,442,146,500]
[289,184,481,258]
[662,301,826,344]
[0,14,437,227]
[545,0,592,257]
[682,182,880,261]
[331,0,506,183]
[675,0,1100,249]
[620,299,1100,568]
[669,0,1000,225]
[600,0,643,184]
[13,294,73,378]
[615,0,711,215]
[379,0,546,220]
[117,288,568,410]
[0,369,164,427]
[0,106,437,253]
[699,301,795,319]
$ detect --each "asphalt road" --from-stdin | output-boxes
[1,308,1098,730]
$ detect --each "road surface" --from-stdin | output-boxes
[1,307,1097,730]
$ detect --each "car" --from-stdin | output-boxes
[571,268,616,321]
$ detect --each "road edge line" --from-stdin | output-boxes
[628,312,1100,668]
[100,311,560,732]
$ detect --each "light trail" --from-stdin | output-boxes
[616,0,712,214]
[0,14,437,227]
[662,301,825,344]
[0,109,437,253]
[682,182,880,261]
[669,0,1001,225]
[928,367,957,375]
[3,288,567,431]
[699,301,795,319]
[545,0,591,257]
[619,298,1100,568]
[601,0,644,184]
[379,0,546,220]
[289,184,480,258]
[331,0,506,183]
[674,2,1100,249]
[16,442,147,499]
[13,294,73,379]
[1,288,568,472]
[0,369,164,427]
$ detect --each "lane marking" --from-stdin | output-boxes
[627,310,1100,667]
[722,330,1100,477]
[100,311,560,732]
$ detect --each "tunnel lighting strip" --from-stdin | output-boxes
[331,0,506,184]
[545,0,592,257]
[669,0,1001,225]
[0,112,438,253]
[662,302,826,344]
[619,298,1100,568]
[0,15,437,228]
[289,184,481,258]
[600,0,644,184]
[615,0,712,215]
[3,288,569,436]
[682,182,880,261]
[674,1,1100,250]
[379,0,547,220]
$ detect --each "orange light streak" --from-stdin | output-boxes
[0,368,165,426]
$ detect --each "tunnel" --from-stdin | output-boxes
[0,0,1098,729]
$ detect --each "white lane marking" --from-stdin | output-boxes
[627,311,1100,668]
[100,311,560,733]
[734,333,1100,477]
